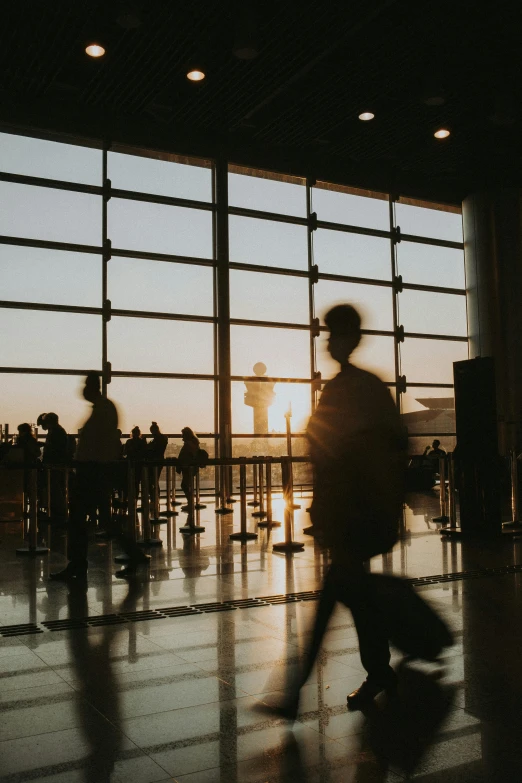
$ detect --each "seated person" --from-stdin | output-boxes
[423,439,447,461]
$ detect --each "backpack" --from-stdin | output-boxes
[197,448,209,468]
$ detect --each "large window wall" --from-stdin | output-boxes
[0,131,467,457]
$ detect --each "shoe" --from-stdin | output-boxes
[254,696,299,722]
[49,564,88,582]
[302,525,315,536]
[347,671,397,711]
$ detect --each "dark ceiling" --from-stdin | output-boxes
[1,0,521,203]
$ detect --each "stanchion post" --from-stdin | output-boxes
[248,458,260,507]
[215,462,233,514]
[180,466,206,534]
[137,466,162,547]
[230,459,257,541]
[503,449,522,529]
[273,457,304,552]
[160,465,178,517]
[150,465,166,524]
[252,458,267,518]
[17,467,48,556]
[433,456,449,523]
[258,457,281,528]
[195,470,207,509]
[115,459,139,563]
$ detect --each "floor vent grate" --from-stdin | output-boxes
[0,623,43,637]
[7,564,522,636]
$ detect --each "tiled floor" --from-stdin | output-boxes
[2,489,522,781]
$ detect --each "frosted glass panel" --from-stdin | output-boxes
[400,339,468,384]
[229,171,306,217]
[0,311,101,369]
[108,317,213,374]
[230,270,309,323]
[229,216,308,270]
[0,132,102,185]
[313,186,389,230]
[108,151,212,202]
[109,200,213,258]
[109,258,213,316]
[0,182,101,245]
[395,202,462,242]
[313,230,391,280]
[397,242,465,288]
[399,290,467,337]
[0,245,101,307]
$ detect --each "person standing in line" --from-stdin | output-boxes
[147,421,168,514]
[268,304,407,715]
[41,412,69,522]
[177,427,200,522]
[49,372,146,581]
[124,426,147,496]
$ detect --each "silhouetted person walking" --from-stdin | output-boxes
[275,305,406,714]
[50,372,121,582]
[177,427,200,522]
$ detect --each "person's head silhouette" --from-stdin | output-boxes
[131,426,141,439]
[325,304,362,366]
[83,372,101,403]
[150,421,160,436]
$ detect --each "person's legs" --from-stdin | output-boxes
[332,562,392,684]
[50,465,91,579]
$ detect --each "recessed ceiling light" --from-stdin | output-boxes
[434,128,450,139]
[358,112,375,121]
[187,69,205,82]
[85,43,105,58]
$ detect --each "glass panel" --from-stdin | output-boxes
[0,373,90,434]
[109,378,215,434]
[230,325,310,379]
[316,333,395,382]
[399,290,467,337]
[0,311,101,369]
[108,151,212,202]
[108,199,213,258]
[230,270,309,323]
[313,229,391,280]
[312,184,389,230]
[314,280,393,331]
[397,242,465,288]
[231,380,311,433]
[407,434,456,456]
[400,338,468,384]
[108,258,213,316]
[0,182,101,245]
[395,201,462,242]
[401,387,455,436]
[228,169,306,217]
[0,132,102,185]
[108,317,213,374]
[229,215,308,270]
[0,245,102,307]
